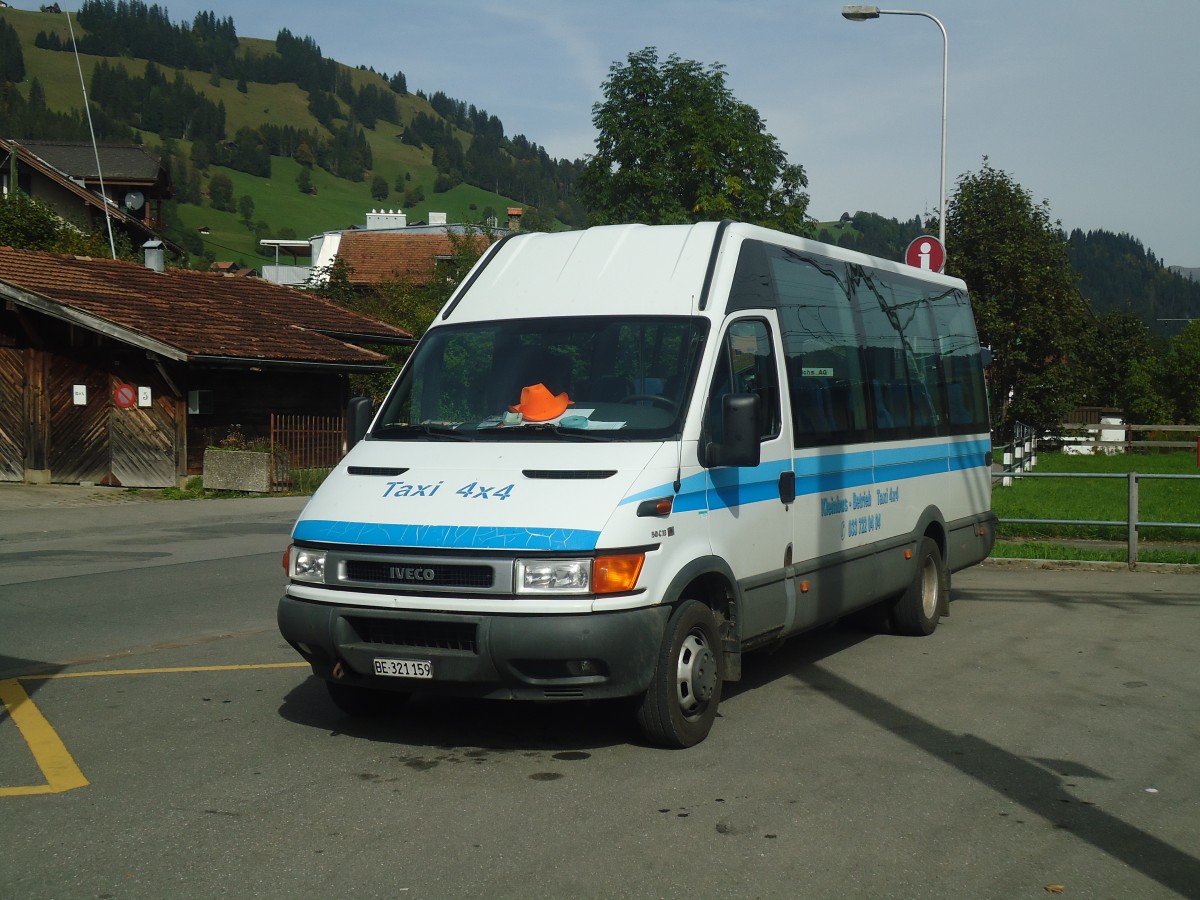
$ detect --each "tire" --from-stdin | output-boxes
[891,536,948,636]
[325,680,409,717]
[637,600,723,748]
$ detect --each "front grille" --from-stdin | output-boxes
[345,560,495,589]
[346,617,479,654]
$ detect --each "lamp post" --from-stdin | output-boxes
[842,5,948,260]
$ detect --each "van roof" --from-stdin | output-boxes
[443,221,967,324]
[445,223,722,322]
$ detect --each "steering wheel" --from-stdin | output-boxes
[621,393,679,412]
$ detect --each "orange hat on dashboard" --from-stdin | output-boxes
[510,383,571,422]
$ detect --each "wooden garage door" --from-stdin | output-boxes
[0,347,24,482]
[47,355,110,484]
[108,371,178,488]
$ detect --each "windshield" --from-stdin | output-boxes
[373,315,709,440]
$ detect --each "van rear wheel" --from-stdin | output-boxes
[891,537,948,636]
[637,600,723,748]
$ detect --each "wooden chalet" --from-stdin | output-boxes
[0,247,412,487]
[1,138,183,256]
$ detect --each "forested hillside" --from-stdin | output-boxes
[815,211,928,261]
[1068,229,1200,335]
[0,1,585,266]
[1,2,1196,340]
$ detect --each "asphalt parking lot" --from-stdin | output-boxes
[1,483,1198,898]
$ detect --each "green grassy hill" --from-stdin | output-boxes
[3,8,530,265]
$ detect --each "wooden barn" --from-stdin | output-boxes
[0,246,411,487]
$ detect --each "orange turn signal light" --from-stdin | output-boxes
[636,496,674,518]
[593,554,645,594]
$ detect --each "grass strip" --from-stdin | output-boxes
[993,451,1200,541]
[992,540,1200,566]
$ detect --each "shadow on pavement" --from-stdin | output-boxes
[792,663,1200,896]
[278,673,636,754]
[0,654,67,690]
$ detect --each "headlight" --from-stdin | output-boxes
[290,547,327,583]
[514,554,644,595]
[516,558,590,594]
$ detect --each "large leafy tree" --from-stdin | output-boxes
[946,159,1091,433]
[1166,322,1200,424]
[578,47,811,234]
[1079,310,1172,424]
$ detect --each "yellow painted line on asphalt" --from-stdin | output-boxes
[1,662,309,797]
[0,678,89,796]
[19,662,308,681]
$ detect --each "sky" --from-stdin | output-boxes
[158,0,1198,267]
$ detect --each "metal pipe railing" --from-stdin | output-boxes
[994,470,1200,567]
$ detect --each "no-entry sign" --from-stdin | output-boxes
[114,383,137,409]
[905,235,945,273]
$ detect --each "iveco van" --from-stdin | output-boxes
[279,221,995,747]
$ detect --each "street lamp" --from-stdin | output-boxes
[841,5,949,260]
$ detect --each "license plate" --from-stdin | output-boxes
[373,657,433,679]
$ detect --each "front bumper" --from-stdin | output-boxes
[278,593,670,701]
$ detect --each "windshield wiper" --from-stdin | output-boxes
[371,423,473,441]
[474,422,613,441]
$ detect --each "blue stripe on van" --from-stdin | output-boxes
[297,440,992,550]
[293,519,601,552]
[624,438,991,513]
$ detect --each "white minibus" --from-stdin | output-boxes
[279,221,995,747]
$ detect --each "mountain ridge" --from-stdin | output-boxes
[1,4,1197,334]
[0,4,583,265]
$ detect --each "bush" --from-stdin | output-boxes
[208,172,235,211]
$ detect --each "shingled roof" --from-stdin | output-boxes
[0,247,412,370]
[17,141,167,186]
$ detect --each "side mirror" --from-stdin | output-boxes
[346,396,373,450]
[704,394,761,468]
[980,345,994,368]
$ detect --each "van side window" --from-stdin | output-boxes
[932,292,990,432]
[853,265,951,439]
[704,319,781,442]
[769,250,869,447]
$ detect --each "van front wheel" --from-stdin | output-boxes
[637,600,723,748]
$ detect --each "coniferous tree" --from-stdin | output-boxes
[0,17,26,83]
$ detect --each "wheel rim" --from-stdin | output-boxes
[675,629,717,720]
[920,555,940,618]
